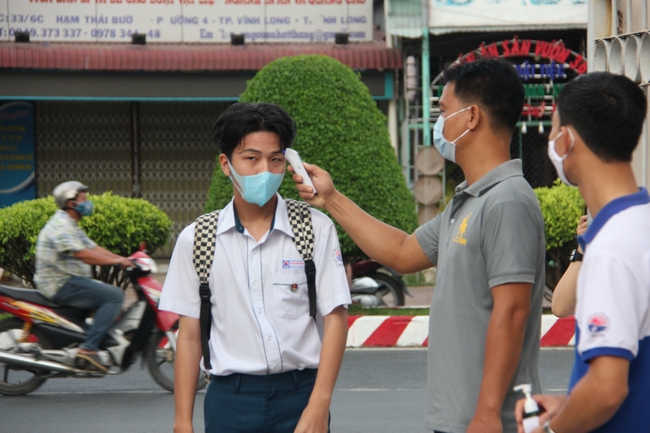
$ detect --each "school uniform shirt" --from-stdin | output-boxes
[159,194,351,376]
[570,188,650,432]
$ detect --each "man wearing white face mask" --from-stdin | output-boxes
[160,102,350,433]
[292,58,545,433]
[515,72,649,433]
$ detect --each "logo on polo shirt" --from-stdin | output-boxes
[453,212,472,245]
[587,313,610,336]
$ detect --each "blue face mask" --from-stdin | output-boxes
[73,200,93,217]
[433,106,471,163]
[228,161,284,207]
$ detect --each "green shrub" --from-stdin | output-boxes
[205,54,418,261]
[0,193,171,289]
[534,180,585,288]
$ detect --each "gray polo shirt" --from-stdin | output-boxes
[415,159,545,433]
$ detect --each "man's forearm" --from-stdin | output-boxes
[73,248,125,266]
[309,306,348,407]
[324,192,431,274]
[551,262,580,318]
[174,322,203,428]
[475,296,529,417]
[92,245,123,259]
[546,357,628,433]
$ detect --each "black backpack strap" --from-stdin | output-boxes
[192,210,220,371]
[285,199,317,318]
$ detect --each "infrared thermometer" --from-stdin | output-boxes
[284,148,317,194]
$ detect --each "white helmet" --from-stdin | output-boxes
[52,181,88,209]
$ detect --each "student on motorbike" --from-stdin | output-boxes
[34,181,132,372]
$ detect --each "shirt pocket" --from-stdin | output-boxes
[272,272,309,320]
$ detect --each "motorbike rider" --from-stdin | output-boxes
[34,181,132,372]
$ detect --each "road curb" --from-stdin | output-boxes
[346,314,576,348]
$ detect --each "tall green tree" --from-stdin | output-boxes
[205,54,418,261]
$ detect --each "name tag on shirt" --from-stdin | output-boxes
[282,259,305,269]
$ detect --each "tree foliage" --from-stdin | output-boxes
[205,54,418,261]
[0,193,171,289]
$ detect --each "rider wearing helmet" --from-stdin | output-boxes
[34,181,132,372]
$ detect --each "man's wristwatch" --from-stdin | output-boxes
[543,420,557,433]
[569,248,583,262]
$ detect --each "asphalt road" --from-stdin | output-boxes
[0,348,574,433]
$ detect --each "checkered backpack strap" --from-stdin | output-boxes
[285,199,317,318]
[192,210,220,371]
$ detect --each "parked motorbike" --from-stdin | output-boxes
[349,260,411,307]
[0,248,195,396]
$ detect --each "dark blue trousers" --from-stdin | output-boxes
[204,368,329,433]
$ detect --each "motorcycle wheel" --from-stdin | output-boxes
[0,317,52,396]
[145,329,207,393]
[368,272,406,307]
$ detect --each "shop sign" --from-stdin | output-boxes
[0,102,35,208]
[432,37,588,121]
[0,0,372,43]
[429,0,586,35]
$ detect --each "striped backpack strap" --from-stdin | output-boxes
[285,199,317,318]
[192,210,220,371]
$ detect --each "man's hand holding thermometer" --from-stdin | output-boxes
[287,149,349,214]
[284,148,317,194]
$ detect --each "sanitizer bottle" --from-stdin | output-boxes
[514,384,540,433]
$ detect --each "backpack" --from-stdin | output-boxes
[192,199,316,370]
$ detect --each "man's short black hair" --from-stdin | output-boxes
[213,102,296,159]
[442,58,524,134]
[557,72,647,162]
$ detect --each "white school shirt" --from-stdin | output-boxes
[570,188,650,432]
[159,195,351,376]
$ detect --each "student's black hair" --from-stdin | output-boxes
[213,102,296,160]
[557,72,647,162]
[442,58,524,134]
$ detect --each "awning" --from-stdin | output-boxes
[0,41,402,72]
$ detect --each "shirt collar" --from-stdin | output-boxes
[216,194,291,237]
[455,159,524,197]
[578,187,649,251]
[55,209,78,224]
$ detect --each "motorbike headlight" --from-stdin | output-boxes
[137,257,158,273]
[350,276,380,290]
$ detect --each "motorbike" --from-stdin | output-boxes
[349,260,411,307]
[0,247,195,396]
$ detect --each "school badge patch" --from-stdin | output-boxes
[587,313,609,337]
[332,247,344,267]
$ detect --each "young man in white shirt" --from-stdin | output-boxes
[514,72,649,433]
[159,102,350,433]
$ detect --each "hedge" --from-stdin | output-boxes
[0,193,171,289]
[205,54,418,261]
[534,180,585,288]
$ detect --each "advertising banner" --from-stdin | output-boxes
[2,0,372,43]
[0,102,35,208]
[429,0,587,35]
